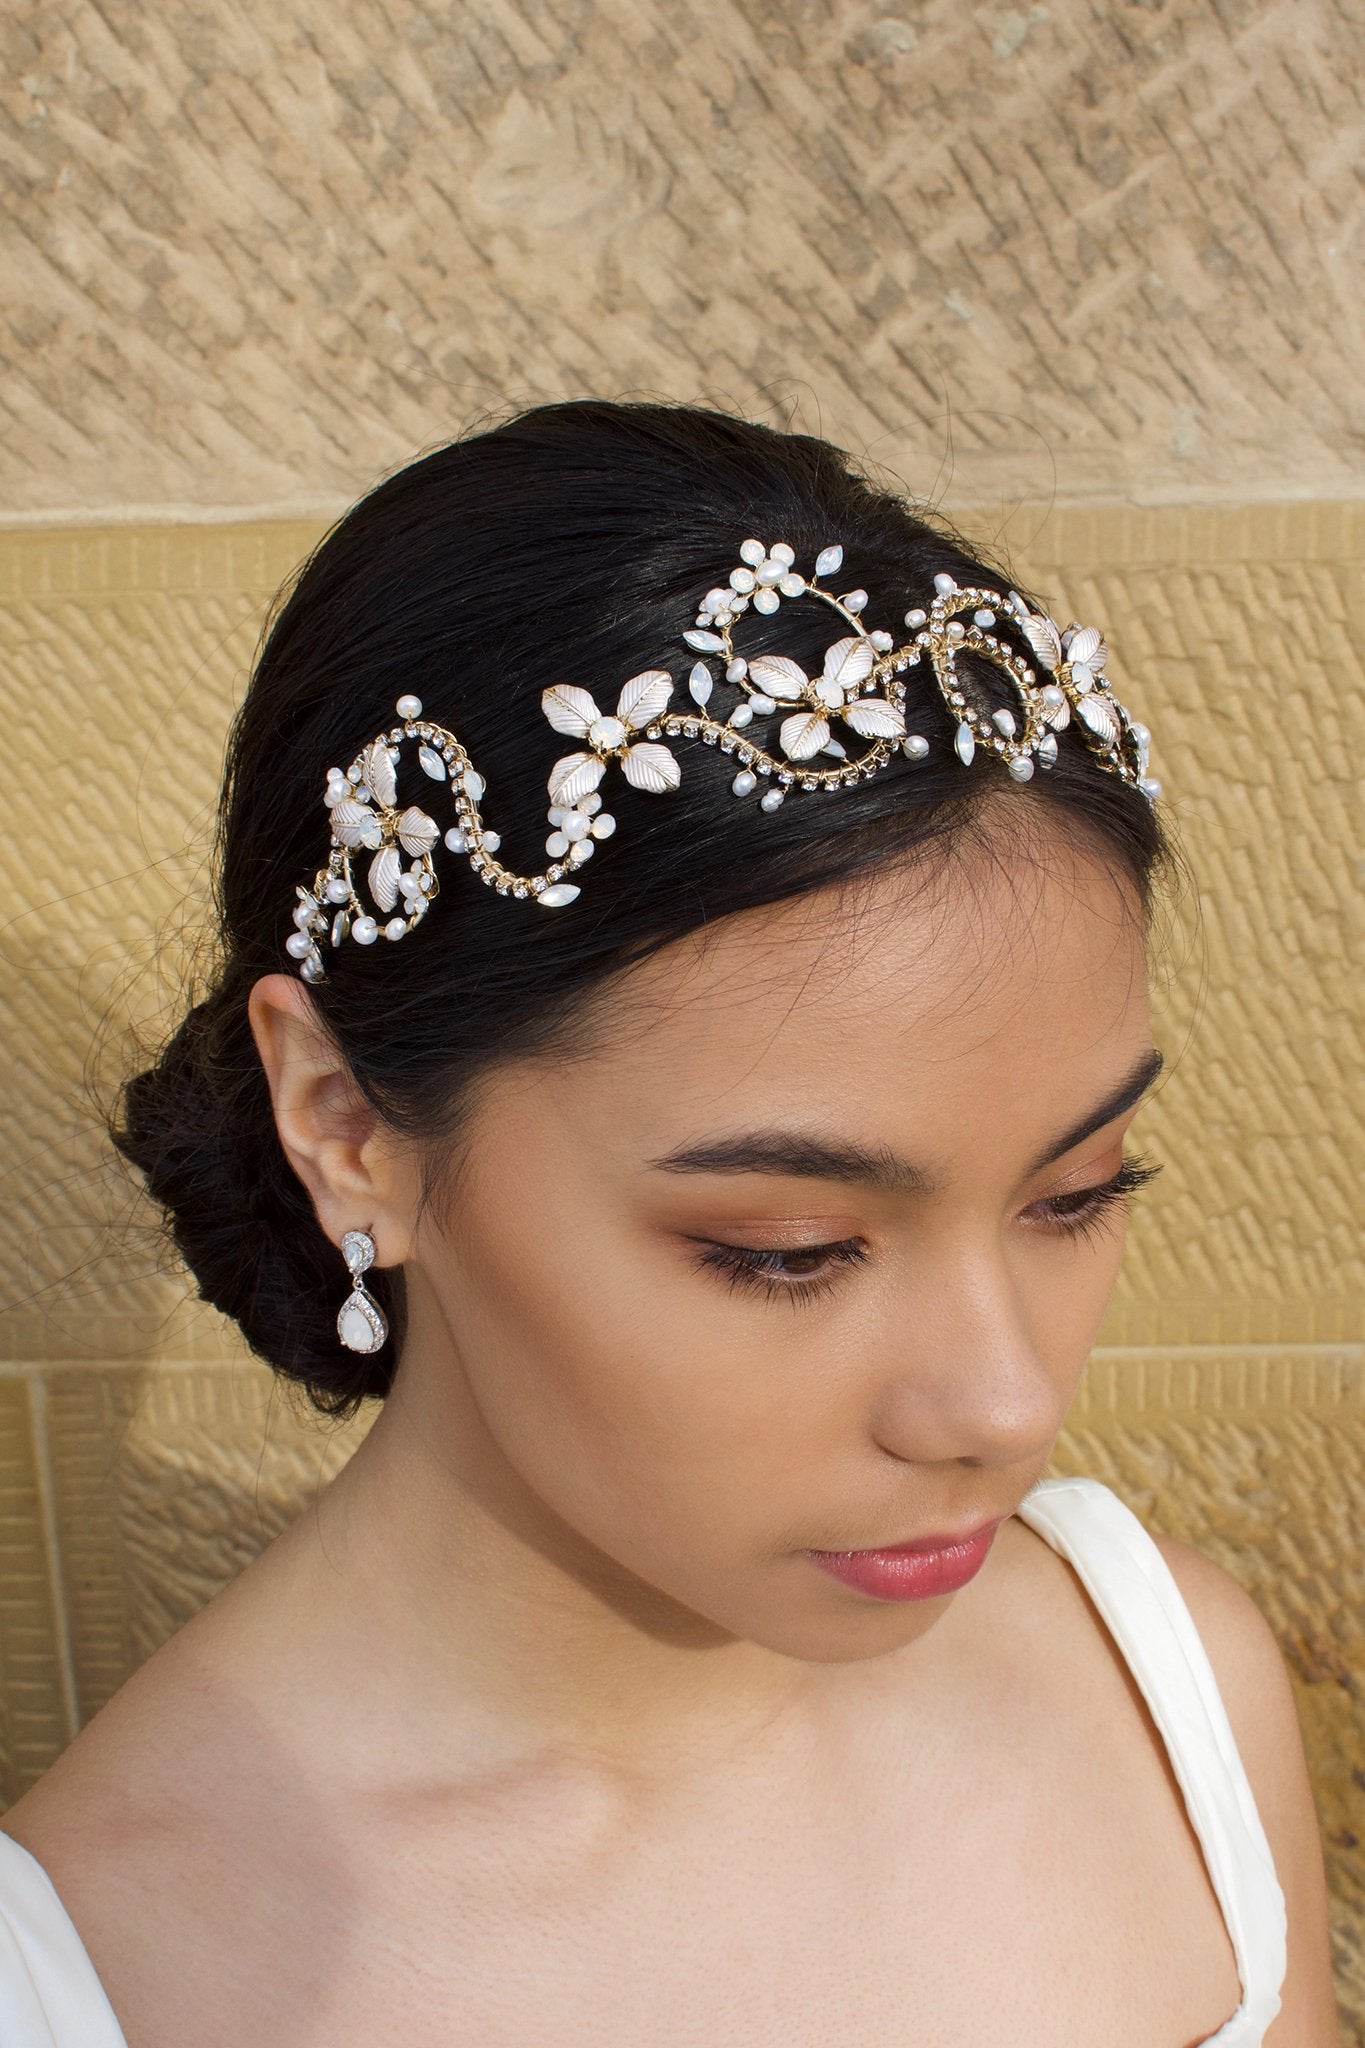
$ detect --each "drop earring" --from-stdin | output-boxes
[336,1230,388,1353]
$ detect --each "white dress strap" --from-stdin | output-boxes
[0,1831,127,2047]
[1014,1474,1288,2046]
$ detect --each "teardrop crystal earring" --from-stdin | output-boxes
[336,1230,388,1353]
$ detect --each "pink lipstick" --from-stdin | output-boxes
[806,1518,1004,1601]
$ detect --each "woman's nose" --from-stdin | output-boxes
[868,1262,1069,1470]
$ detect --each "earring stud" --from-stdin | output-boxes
[336,1229,388,1353]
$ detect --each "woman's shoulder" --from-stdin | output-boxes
[3,1594,259,1859]
[1014,1471,1286,1671]
[1010,1473,1305,1825]
[0,1601,319,2045]
[1011,1474,1337,2043]
[1013,1473,1305,1753]
[0,1827,127,2046]
[0,1669,208,2038]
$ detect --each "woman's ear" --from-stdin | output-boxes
[246,973,415,1266]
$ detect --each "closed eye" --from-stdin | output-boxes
[687,1154,1161,1304]
[1025,1153,1162,1245]
[689,1237,868,1305]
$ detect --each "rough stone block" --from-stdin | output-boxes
[1,1,1360,511]
[0,1376,70,1805]
[42,1360,370,1725]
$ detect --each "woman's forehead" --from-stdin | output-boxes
[471,836,1153,1183]
[594,833,1148,1069]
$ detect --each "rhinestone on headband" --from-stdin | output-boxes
[285,541,1158,981]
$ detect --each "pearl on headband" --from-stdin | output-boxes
[286,541,1158,982]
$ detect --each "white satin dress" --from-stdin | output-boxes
[0,1474,1288,2046]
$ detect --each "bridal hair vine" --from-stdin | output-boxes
[286,541,1158,981]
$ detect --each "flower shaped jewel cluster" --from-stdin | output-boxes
[286,539,1158,981]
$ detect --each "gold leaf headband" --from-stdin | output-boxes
[286,540,1157,981]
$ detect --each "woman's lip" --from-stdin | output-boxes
[809,1516,1004,1557]
[803,1518,1005,1602]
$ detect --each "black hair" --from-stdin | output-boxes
[111,400,1172,1419]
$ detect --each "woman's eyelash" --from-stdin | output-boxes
[1029,1152,1163,1244]
[691,1155,1163,1302]
[691,1237,867,1304]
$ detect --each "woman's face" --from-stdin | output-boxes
[394,811,1159,1662]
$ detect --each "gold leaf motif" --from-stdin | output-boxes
[366,741,398,809]
[330,798,383,849]
[396,806,439,855]
[616,670,673,730]
[823,637,874,690]
[1020,614,1063,671]
[1068,626,1107,669]
[621,742,681,794]
[368,846,401,913]
[843,698,905,739]
[1076,692,1120,744]
[542,685,599,738]
[747,654,809,702]
[548,752,607,807]
[780,711,831,760]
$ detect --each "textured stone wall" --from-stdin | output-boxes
[1,0,1361,2031]
[3,0,1362,516]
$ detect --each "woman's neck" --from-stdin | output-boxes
[245,1345,970,1799]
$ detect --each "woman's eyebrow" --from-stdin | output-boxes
[1023,1045,1164,1175]
[648,1048,1164,1195]
[648,1131,938,1196]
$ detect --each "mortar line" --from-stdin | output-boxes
[2,486,1363,533]
[2,1342,1358,1380]
[25,1377,82,1746]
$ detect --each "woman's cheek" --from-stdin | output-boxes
[1019,1214,1130,1372]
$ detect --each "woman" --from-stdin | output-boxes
[0,402,1337,2044]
